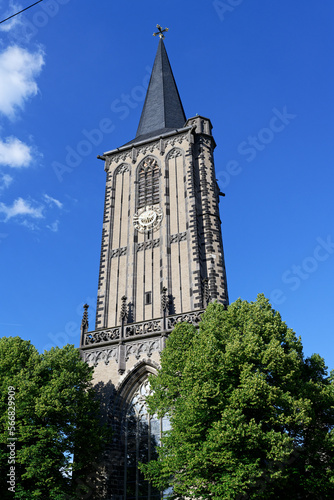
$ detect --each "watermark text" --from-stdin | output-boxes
[7,386,16,493]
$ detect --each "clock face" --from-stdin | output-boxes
[138,209,157,227]
[133,205,163,233]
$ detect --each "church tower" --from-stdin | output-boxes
[80,30,228,499]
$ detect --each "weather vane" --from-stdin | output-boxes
[153,24,169,39]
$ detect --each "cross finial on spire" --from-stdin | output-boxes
[153,24,169,39]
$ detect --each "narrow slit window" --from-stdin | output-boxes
[145,292,152,305]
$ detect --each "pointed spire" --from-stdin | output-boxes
[80,304,89,346]
[81,304,89,332]
[135,39,186,142]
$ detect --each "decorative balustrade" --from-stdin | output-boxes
[82,310,205,346]
[84,327,120,345]
[125,319,162,337]
[167,310,204,329]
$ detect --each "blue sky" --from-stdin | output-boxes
[0,0,333,373]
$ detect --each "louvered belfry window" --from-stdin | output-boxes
[137,158,160,209]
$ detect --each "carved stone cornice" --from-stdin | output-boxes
[125,339,161,361]
[138,142,159,156]
[104,128,191,168]
[165,133,188,148]
[84,347,118,367]
[111,151,131,164]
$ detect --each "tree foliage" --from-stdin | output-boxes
[0,337,109,499]
[141,295,334,499]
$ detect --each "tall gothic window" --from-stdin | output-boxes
[124,379,171,500]
[137,158,160,209]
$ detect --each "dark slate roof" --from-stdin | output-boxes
[123,39,186,147]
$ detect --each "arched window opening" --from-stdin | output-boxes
[137,158,160,209]
[124,379,171,500]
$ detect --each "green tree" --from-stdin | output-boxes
[141,295,334,499]
[0,337,109,499]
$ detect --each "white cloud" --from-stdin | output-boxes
[0,45,44,119]
[0,173,13,190]
[43,194,63,209]
[0,197,44,221]
[0,2,23,33]
[0,194,63,230]
[47,220,60,232]
[0,136,32,167]
[21,219,40,230]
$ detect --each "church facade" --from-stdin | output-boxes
[80,33,228,499]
